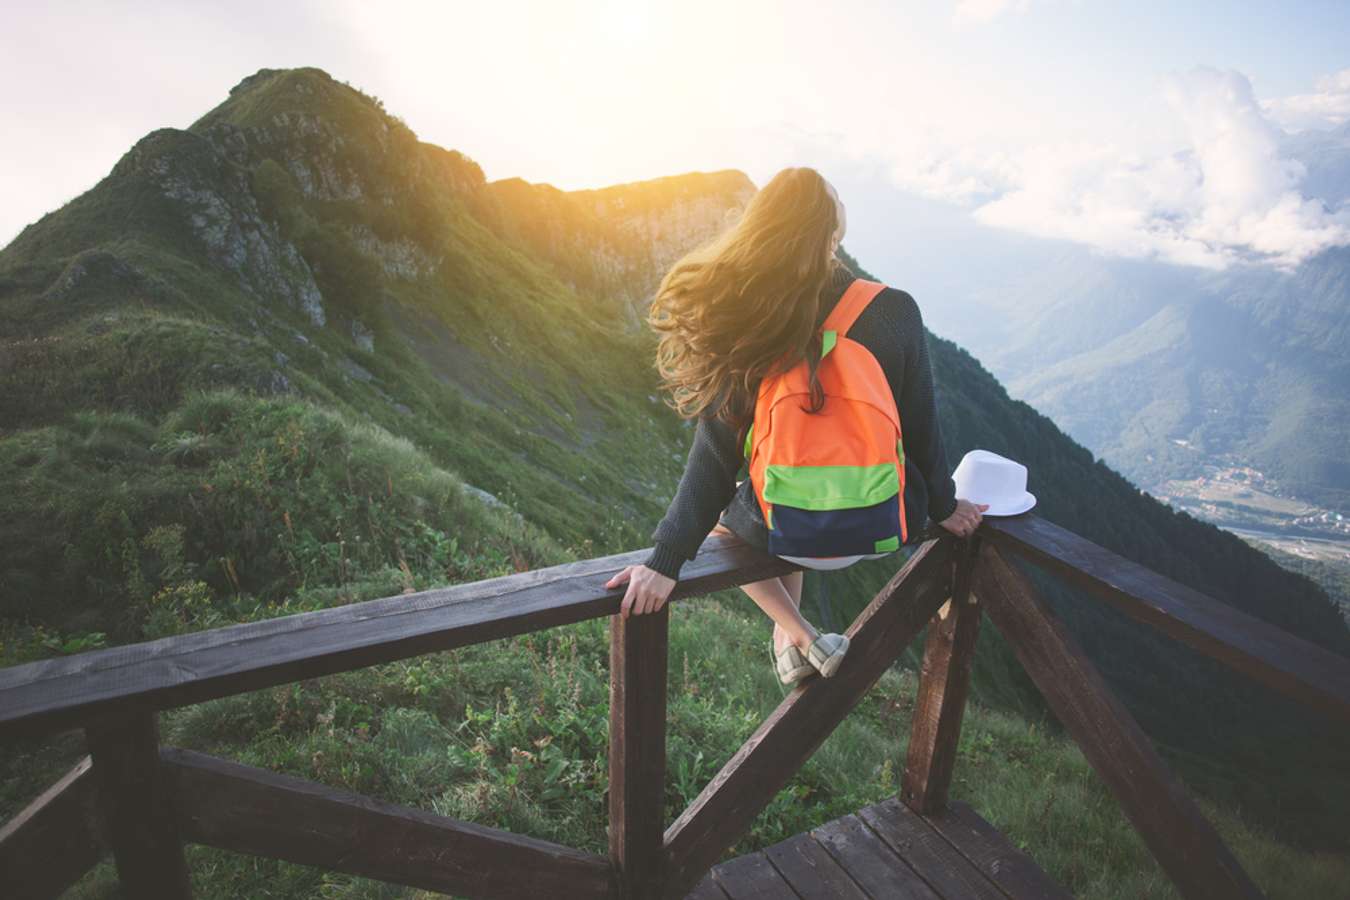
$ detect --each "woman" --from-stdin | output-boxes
[604,167,987,684]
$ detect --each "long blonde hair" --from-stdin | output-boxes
[647,167,842,443]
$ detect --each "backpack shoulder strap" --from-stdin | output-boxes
[822,278,887,336]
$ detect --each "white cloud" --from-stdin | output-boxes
[952,0,1033,27]
[1261,67,1350,132]
[876,66,1350,272]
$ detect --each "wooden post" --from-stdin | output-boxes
[85,710,192,898]
[902,536,982,813]
[609,605,669,899]
[976,546,1263,900]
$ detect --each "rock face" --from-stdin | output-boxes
[112,126,328,326]
[573,170,756,295]
[483,170,756,328]
[97,67,490,338]
[348,224,440,280]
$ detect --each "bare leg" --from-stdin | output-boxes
[773,570,805,654]
[711,523,817,652]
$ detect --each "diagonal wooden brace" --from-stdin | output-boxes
[975,545,1263,900]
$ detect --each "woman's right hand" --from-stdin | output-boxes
[938,498,990,538]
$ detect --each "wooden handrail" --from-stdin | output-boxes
[979,513,1350,725]
[0,534,796,741]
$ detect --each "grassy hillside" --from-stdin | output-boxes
[2,66,1348,896]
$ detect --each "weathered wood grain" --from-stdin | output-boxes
[684,874,730,899]
[761,832,870,899]
[812,813,939,899]
[859,798,1004,900]
[701,797,1068,900]
[162,747,616,899]
[610,605,669,899]
[661,538,955,899]
[920,802,1071,900]
[710,851,798,900]
[976,545,1264,900]
[0,755,107,899]
[901,536,983,813]
[0,533,797,740]
[980,513,1350,725]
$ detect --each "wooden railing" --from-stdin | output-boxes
[2,514,1348,899]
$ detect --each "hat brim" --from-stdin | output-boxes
[981,491,1036,517]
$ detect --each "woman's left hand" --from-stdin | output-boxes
[605,564,676,619]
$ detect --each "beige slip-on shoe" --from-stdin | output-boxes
[806,633,850,678]
[774,642,816,685]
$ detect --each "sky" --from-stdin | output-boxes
[4,0,1350,272]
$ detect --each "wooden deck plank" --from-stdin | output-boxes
[712,851,801,900]
[922,802,1072,900]
[859,798,1006,900]
[762,833,869,900]
[685,873,731,899]
[698,799,1068,900]
[812,814,940,900]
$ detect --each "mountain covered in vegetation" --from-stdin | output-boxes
[992,240,1350,515]
[2,67,1348,897]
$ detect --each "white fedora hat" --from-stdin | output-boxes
[952,449,1036,517]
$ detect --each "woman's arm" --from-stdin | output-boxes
[644,414,744,580]
[890,291,960,524]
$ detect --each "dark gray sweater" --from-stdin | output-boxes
[644,261,960,580]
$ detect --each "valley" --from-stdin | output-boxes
[1145,457,1350,623]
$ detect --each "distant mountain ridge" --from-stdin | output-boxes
[2,66,1348,849]
[985,241,1350,514]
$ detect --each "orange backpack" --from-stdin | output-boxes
[744,278,907,556]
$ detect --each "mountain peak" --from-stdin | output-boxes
[227,66,335,99]
[191,66,400,142]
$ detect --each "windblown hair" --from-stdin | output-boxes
[647,167,842,444]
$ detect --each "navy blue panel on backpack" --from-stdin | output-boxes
[767,497,902,557]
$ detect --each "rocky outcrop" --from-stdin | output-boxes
[347,223,440,280]
[113,127,326,326]
[482,169,756,328]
